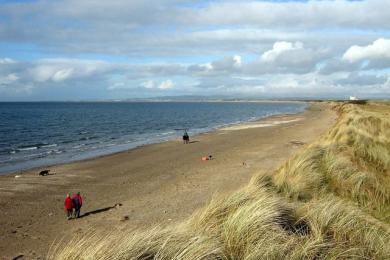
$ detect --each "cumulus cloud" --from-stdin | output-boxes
[0,1,389,57]
[158,79,174,89]
[141,80,155,89]
[335,72,387,86]
[208,55,242,73]
[1,1,390,99]
[1,49,389,100]
[343,38,390,63]
[4,0,390,34]
[317,38,390,75]
[0,73,19,86]
[261,41,303,62]
[30,66,74,82]
[189,0,390,29]
[243,41,325,75]
[26,59,113,83]
[318,58,362,75]
[0,58,16,64]
[140,79,174,90]
[0,58,122,100]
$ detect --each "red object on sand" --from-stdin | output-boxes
[201,156,209,161]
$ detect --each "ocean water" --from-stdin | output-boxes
[0,102,306,174]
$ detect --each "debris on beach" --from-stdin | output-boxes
[14,175,21,178]
[289,140,305,146]
[120,215,129,221]
[12,254,24,260]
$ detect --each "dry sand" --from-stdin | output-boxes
[0,102,336,259]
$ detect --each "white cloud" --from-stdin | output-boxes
[261,41,303,62]
[52,68,74,82]
[107,81,127,90]
[30,65,64,82]
[335,72,387,86]
[210,55,242,72]
[140,79,174,90]
[2,51,389,99]
[26,59,112,83]
[1,31,390,100]
[343,38,390,63]
[158,79,174,89]
[243,41,324,75]
[0,58,124,99]
[1,0,390,100]
[141,80,155,89]
[233,55,241,68]
[318,58,362,75]
[189,0,390,29]
[0,58,16,64]
[1,1,389,57]
[0,73,19,86]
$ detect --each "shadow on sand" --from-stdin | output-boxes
[79,203,122,218]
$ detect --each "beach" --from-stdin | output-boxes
[0,102,336,259]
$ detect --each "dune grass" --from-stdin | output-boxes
[273,102,390,222]
[51,102,390,259]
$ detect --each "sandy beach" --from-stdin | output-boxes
[0,102,336,259]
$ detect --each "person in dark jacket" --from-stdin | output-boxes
[72,192,83,218]
[64,194,73,220]
[183,130,189,144]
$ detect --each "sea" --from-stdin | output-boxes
[0,102,306,174]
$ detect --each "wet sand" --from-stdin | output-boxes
[0,102,336,259]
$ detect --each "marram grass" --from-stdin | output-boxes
[50,102,390,259]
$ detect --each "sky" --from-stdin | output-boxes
[0,0,390,101]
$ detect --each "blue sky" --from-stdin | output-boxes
[0,0,389,101]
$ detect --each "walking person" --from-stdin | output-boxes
[183,130,190,144]
[72,192,83,218]
[64,194,73,220]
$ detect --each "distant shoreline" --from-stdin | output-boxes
[0,100,308,103]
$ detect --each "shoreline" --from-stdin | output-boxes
[0,102,336,259]
[1,102,307,176]
[0,100,308,103]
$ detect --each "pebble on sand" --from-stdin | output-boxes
[120,215,129,221]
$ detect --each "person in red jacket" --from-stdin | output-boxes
[64,194,73,220]
[72,192,83,218]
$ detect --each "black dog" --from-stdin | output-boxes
[39,170,50,176]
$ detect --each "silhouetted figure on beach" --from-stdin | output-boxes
[72,192,83,218]
[183,130,189,144]
[64,194,73,220]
